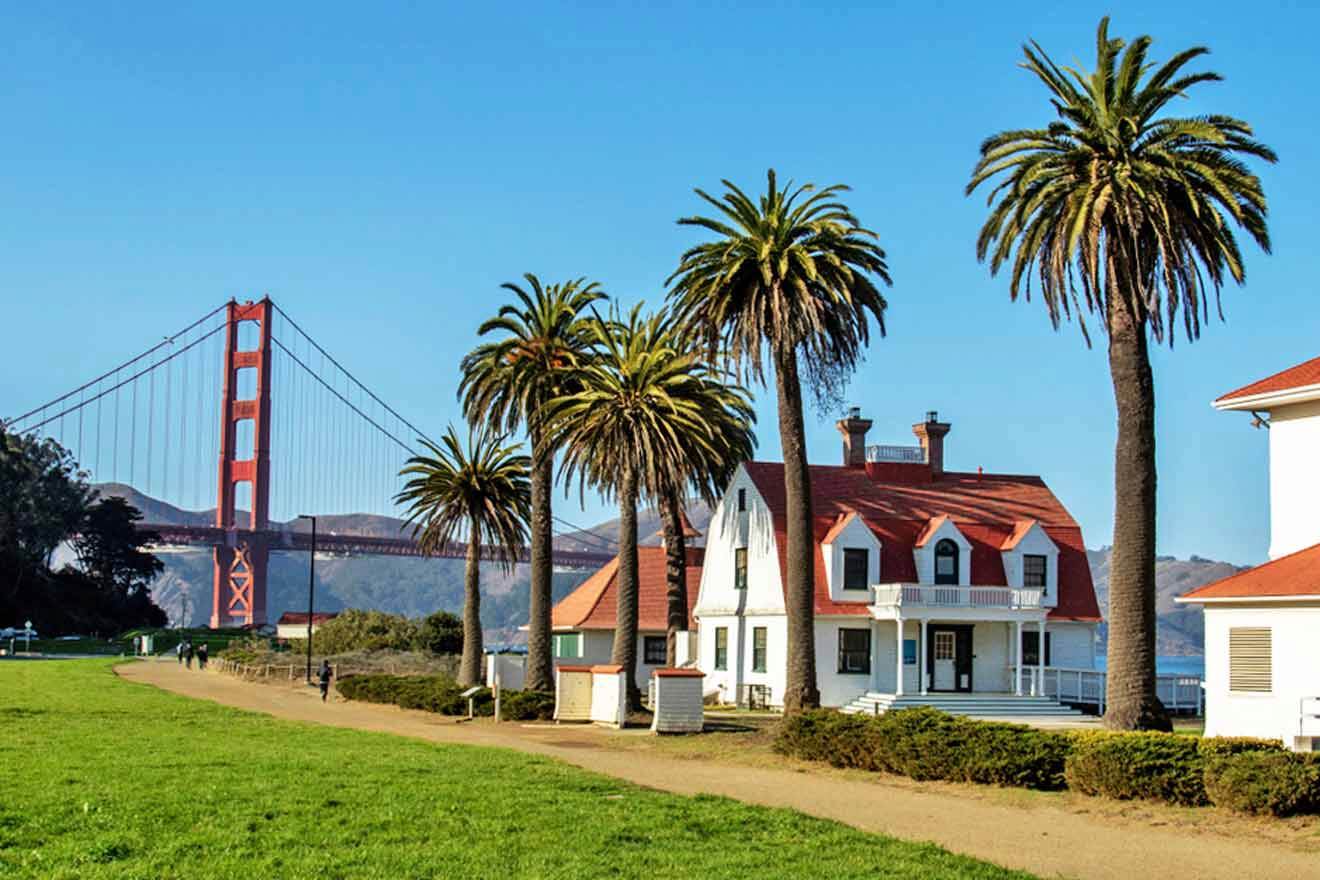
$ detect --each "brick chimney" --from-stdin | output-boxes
[836,406,872,467]
[912,411,951,477]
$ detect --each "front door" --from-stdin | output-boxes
[927,625,974,692]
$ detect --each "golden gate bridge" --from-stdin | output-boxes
[4,298,615,627]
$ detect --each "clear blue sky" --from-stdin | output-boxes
[2,2,1315,565]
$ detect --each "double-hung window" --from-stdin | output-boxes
[1023,554,1047,588]
[734,548,748,591]
[752,627,767,673]
[837,628,871,675]
[714,627,729,671]
[842,548,869,591]
[643,635,667,665]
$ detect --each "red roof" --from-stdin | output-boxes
[742,461,1102,622]
[1217,354,1320,404]
[551,546,704,631]
[1181,542,1320,601]
[277,612,338,625]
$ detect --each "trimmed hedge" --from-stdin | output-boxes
[776,708,1311,814]
[1204,751,1320,816]
[336,673,554,721]
[776,707,1071,790]
[1064,732,1207,805]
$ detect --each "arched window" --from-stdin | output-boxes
[934,539,959,585]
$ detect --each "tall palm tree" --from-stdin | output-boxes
[459,275,605,692]
[396,426,531,687]
[653,338,756,667]
[667,170,891,712]
[967,18,1274,730]
[544,305,723,708]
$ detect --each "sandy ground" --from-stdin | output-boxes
[118,660,1319,880]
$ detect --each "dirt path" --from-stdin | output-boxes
[119,660,1318,880]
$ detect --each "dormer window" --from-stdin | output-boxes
[842,549,869,590]
[934,539,959,585]
[1023,554,1047,588]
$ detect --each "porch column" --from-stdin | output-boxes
[1013,620,1023,696]
[894,616,905,697]
[919,619,928,696]
[1036,618,1046,697]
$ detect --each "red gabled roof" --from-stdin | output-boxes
[551,546,704,631]
[1217,354,1320,404]
[743,461,1102,622]
[277,612,338,625]
[1181,542,1320,601]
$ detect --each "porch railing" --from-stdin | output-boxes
[873,584,1044,610]
[1017,666,1204,715]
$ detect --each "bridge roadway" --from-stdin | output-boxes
[139,523,616,570]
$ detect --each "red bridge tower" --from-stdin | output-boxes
[211,298,273,628]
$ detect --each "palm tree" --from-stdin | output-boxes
[459,275,605,692]
[544,306,723,708]
[667,170,891,712]
[396,426,531,687]
[653,341,756,667]
[967,18,1274,730]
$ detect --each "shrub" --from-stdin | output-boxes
[335,673,556,720]
[289,610,420,656]
[1204,751,1320,816]
[775,707,1070,790]
[501,690,556,722]
[1197,736,1286,760]
[1064,732,1207,806]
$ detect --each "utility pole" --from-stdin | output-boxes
[298,516,316,684]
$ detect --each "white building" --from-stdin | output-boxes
[1178,356,1320,749]
[275,611,337,640]
[694,410,1102,712]
[548,543,703,692]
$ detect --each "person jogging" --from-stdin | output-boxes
[318,660,333,702]
[196,642,208,670]
[176,640,185,664]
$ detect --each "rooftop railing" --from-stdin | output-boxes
[872,583,1044,610]
[866,444,926,464]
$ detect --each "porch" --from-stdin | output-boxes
[866,583,1052,699]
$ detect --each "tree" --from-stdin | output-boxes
[460,275,605,692]
[73,496,164,603]
[417,610,464,655]
[396,427,531,686]
[667,170,891,712]
[967,18,1274,730]
[653,335,756,667]
[0,428,91,608]
[546,305,736,708]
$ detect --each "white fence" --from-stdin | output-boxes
[873,584,1044,610]
[1018,666,1203,715]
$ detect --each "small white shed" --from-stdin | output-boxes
[650,668,705,734]
[553,665,594,722]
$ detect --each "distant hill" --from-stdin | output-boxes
[1088,547,1245,656]
[95,484,1240,655]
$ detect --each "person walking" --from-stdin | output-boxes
[176,640,184,664]
[197,642,208,670]
[318,660,333,702]
[184,639,194,669]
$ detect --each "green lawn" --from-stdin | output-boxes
[0,660,1034,879]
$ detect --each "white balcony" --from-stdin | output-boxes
[871,583,1044,616]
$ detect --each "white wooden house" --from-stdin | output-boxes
[1178,356,1320,749]
[694,410,1102,714]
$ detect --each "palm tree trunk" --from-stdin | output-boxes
[524,426,554,692]
[659,485,687,668]
[773,343,820,713]
[611,469,641,711]
[458,515,484,687]
[1103,295,1170,731]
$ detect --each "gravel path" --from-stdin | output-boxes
[119,660,1318,880]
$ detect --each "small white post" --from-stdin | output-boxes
[1013,620,1023,696]
[919,619,928,696]
[894,617,905,697]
